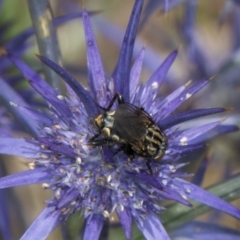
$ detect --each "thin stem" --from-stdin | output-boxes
[27,0,64,93]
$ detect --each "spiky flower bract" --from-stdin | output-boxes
[0,1,239,240]
[170,220,240,240]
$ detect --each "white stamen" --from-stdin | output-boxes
[102,210,110,218]
[169,165,176,172]
[28,162,35,169]
[42,183,49,189]
[162,179,168,185]
[40,154,49,159]
[107,175,112,182]
[185,187,191,193]
[57,95,64,100]
[180,136,188,146]
[181,194,188,200]
[55,188,61,199]
[118,204,124,211]
[70,200,77,205]
[185,93,192,99]
[10,102,18,107]
[53,124,61,129]
[76,157,82,164]
[128,191,133,197]
[151,81,158,89]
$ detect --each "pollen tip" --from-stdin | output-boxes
[177,44,182,52]
[185,80,192,86]
[9,101,18,107]
[163,10,169,18]
[224,107,233,112]
[0,47,7,56]
[80,0,85,10]
[35,53,41,59]
[209,74,217,81]
[220,118,228,123]
[207,149,213,159]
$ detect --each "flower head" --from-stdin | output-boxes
[0,1,239,240]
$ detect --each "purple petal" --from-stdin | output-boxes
[172,121,221,145]
[140,1,160,29]
[95,17,173,75]
[164,0,169,12]
[81,8,107,106]
[17,105,53,126]
[134,173,164,190]
[133,173,191,206]
[192,158,209,186]
[176,179,240,219]
[83,214,104,240]
[166,143,205,156]
[146,49,178,89]
[171,220,240,240]
[160,108,226,130]
[0,77,39,137]
[161,79,210,118]
[191,125,239,143]
[183,0,197,41]
[37,55,98,118]
[113,0,143,100]
[0,138,40,158]
[0,169,51,189]
[159,188,192,207]
[0,188,11,240]
[53,11,100,26]
[158,83,188,116]
[130,47,145,97]
[116,209,132,240]
[20,207,61,240]
[57,188,79,209]
[4,28,31,54]
[37,137,75,157]
[4,11,98,55]
[135,213,170,240]
[9,54,73,120]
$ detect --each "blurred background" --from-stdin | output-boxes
[0,0,240,239]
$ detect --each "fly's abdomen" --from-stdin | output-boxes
[129,125,167,160]
[145,125,167,159]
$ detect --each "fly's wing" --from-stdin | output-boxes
[114,103,153,142]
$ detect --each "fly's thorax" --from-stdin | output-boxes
[93,110,116,138]
[94,110,115,130]
[103,110,115,129]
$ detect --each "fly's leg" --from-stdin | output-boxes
[113,146,124,156]
[105,93,125,110]
[146,160,153,175]
[96,93,125,111]
[122,144,135,161]
[88,132,101,143]
[113,144,134,158]
[88,137,110,146]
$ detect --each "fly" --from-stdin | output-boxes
[88,93,168,174]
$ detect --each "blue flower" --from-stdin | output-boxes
[0,1,239,240]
